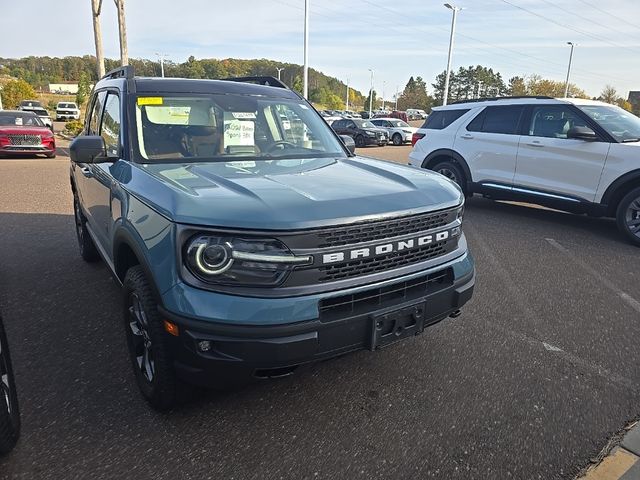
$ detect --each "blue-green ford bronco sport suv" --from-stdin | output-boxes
[70,67,475,410]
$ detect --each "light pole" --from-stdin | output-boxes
[564,42,577,98]
[382,81,386,110]
[395,85,399,111]
[303,0,310,99]
[443,3,462,106]
[155,53,166,77]
[345,78,350,112]
[368,68,374,118]
[276,67,284,81]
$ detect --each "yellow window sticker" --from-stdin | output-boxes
[137,97,164,106]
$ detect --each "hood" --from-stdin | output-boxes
[115,157,463,230]
[0,126,53,135]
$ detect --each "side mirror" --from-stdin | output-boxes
[340,135,356,154]
[567,126,598,141]
[70,135,107,163]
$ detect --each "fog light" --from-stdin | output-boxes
[197,340,212,352]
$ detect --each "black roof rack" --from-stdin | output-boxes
[449,95,553,105]
[102,65,135,80]
[222,76,289,89]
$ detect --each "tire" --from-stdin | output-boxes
[616,186,640,247]
[0,316,20,455]
[392,133,403,146]
[355,135,366,148]
[431,160,466,194]
[123,266,190,411]
[73,194,100,262]
[46,152,56,159]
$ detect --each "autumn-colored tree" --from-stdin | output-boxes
[0,79,36,109]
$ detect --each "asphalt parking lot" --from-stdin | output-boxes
[0,142,639,479]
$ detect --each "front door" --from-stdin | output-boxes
[514,105,610,201]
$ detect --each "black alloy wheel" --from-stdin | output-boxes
[0,316,20,455]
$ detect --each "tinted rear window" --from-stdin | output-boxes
[466,105,524,135]
[421,109,469,130]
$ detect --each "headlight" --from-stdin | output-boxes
[365,131,376,137]
[456,204,465,221]
[402,130,412,134]
[185,234,311,287]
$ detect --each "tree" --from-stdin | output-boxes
[0,79,36,109]
[507,76,526,96]
[364,90,377,112]
[76,73,91,107]
[397,76,432,111]
[616,99,633,112]
[599,85,618,104]
[431,65,506,105]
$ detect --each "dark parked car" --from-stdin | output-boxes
[0,314,20,454]
[69,67,474,410]
[331,118,389,147]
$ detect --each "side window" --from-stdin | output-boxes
[333,120,344,128]
[87,91,106,135]
[467,106,524,135]
[422,109,470,130]
[529,105,589,139]
[100,93,121,157]
[347,121,356,129]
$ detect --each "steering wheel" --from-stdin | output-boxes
[267,141,297,152]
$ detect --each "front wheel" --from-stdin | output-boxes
[616,187,640,247]
[355,135,366,148]
[392,133,403,146]
[123,266,190,411]
[431,160,466,194]
[73,194,100,262]
[0,316,20,455]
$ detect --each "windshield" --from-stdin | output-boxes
[0,113,45,127]
[390,120,410,128]
[578,105,640,142]
[58,103,76,109]
[20,100,42,108]
[355,120,376,129]
[134,94,347,162]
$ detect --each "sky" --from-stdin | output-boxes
[2,0,639,99]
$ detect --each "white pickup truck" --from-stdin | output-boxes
[55,102,80,121]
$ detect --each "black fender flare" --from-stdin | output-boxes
[421,149,473,187]
[112,227,163,303]
[600,168,640,215]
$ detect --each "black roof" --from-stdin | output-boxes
[132,77,300,99]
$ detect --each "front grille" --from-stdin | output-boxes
[316,209,453,248]
[318,240,453,282]
[319,268,453,322]
[8,134,40,146]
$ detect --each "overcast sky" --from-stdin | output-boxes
[2,0,639,98]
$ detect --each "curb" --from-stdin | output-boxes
[579,422,640,479]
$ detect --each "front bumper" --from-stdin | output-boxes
[0,144,55,155]
[159,252,475,386]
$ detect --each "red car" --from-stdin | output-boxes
[0,110,56,158]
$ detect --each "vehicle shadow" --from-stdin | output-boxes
[465,195,624,245]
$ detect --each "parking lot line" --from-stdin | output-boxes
[545,238,640,314]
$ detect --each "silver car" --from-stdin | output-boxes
[370,118,417,146]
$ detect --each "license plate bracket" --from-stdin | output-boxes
[369,302,426,351]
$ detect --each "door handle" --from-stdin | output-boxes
[526,141,544,147]
[460,134,474,139]
[80,166,93,178]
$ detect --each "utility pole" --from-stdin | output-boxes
[91,0,105,77]
[564,42,577,98]
[303,0,309,98]
[395,85,399,110]
[443,3,462,106]
[368,68,374,118]
[345,78,350,112]
[276,67,284,81]
[114,0,128,66]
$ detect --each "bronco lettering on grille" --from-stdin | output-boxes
[321,227,458,265]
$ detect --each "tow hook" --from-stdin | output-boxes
[449,310,462,318]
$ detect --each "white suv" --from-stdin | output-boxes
[408,97,640,246]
